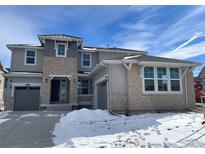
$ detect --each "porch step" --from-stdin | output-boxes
[44,104,72,111]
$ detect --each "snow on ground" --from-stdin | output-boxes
[17,113,40,119]
[44,113,61,117]
[52,109,205,148]
[0,111,10,118]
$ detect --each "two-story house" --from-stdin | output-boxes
[3,34,197,114]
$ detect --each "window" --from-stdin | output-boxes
[157,67,168,91]
[78,79,89,94]
[81,53,91,67]
[143,67,182,93]
[25,50,36,65]
[56,43,66,57]
[170,68,180,91]
[144,67,155,91]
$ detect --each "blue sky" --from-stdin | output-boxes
[0,6,205,75]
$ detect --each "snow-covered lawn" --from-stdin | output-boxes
[52,109,205,148]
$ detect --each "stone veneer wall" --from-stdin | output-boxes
[4,97,14,110]
[111,93,128,114]
[41,56,78,105]
[127,64,195,113]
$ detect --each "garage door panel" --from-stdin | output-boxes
[14,87,40,111]
[97,81,107,110]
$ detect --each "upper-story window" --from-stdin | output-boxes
[56,43,66,57]
[25,50,36,65]
[81,53,91,68]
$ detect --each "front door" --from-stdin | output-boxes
[51,80,60,102]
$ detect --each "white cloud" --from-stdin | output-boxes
[0,11,40,68]
[156,6,205,48]
[160,33,205,58]
[121,41,150,51]
[159,41,205,60]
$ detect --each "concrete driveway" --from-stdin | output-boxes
[0,111,66,148]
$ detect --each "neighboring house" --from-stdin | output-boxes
[3,34,198,114]
[0,62,8,110]
[197,66,205,91]
[0,62,7,98]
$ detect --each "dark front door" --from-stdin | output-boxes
[51,80,60,102]
[14,87,40,111]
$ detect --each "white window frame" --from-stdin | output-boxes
[56,42,67,57]
[24,49,37,65]
[142,66,183,94]
[81,53,92,68]
[143,67,155,92]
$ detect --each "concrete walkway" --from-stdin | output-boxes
[0,111,66,148]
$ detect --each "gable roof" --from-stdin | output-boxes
[38,34,83,45]
[38,34,83,40]
[6,44,43,50]
[129,55,197,64]
[80,46,148,54]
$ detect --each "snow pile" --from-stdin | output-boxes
[52,109,205,148]
[0,111,10,118]
[53,108,119,146]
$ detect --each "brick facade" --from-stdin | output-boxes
[4,97,14,110]
[41,56,78,105]
[111,93,128,114]
[126,64,195,113]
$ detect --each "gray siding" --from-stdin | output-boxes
[78,51,99,72]
[4,76,42,98]
[10,48,43,72]
[109,64,127,94]
[44,39,78,58]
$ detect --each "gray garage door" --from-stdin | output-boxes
[97,81,107,110]
[14,87,40,111]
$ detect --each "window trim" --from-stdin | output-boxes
[142,66,183,94]
[24,49,37,65]
[81,53,92,68]
[56,42,67,57]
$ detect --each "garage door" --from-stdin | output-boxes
[97,81,107,110]
[14,87,40,111]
